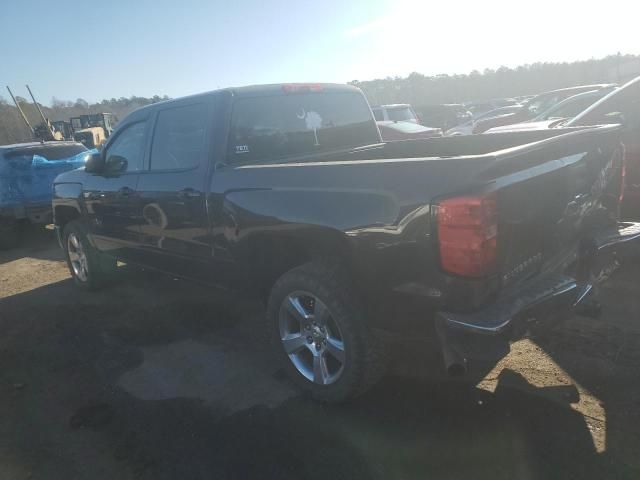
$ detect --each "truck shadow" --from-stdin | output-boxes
[531,255,640,478]
[0,224,61,265]
[1,268,632,479]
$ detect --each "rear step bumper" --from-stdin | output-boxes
[436,221,640,376]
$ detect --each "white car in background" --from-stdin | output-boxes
[371,104,420,124]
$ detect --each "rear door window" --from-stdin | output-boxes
[150,103,209,170]
[228,91,379,164]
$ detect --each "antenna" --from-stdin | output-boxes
[25,84,56,138]
[6,86,35,137]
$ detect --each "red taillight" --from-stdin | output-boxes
[282,84,324,94]
[437,192,498,277]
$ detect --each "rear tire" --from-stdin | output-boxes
[267,261,385,403]
[63,221,117,290]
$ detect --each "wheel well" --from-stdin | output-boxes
[53,205,80,230]
[247,230,357,300]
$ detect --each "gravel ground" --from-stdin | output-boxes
[0,227,639,479]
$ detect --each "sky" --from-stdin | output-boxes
[1,0,639,105]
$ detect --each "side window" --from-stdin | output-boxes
[372,109,384,121]
[105,121,147,172]
[150,103,208,170]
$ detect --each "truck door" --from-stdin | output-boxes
[134,100,214,279]
[83,119,148,259]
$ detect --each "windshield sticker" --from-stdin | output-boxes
[235,145,250,154]
[297,108,322,146]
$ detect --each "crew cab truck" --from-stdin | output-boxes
[52,83,640,402]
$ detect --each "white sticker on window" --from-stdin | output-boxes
[235,145,249,154]
[296,108,322,146]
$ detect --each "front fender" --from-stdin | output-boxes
[52,182,84,226]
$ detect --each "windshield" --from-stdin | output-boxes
[387,106,417,122]
[569,78,640,126]
[536,92,607,121]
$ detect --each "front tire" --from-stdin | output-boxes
[63,221,116,290]
[267,262,385,402]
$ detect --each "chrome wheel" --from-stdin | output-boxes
[67,232,89,282]
[278,291,346,385]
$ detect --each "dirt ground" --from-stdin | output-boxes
[0,227,639,480]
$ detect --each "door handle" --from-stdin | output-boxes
[178,188,201,199]
[118,186,134,197]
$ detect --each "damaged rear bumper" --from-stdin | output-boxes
[436,221,640,376]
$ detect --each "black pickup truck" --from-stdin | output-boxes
[52,83,640,402]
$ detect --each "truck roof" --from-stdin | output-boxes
[135,83,361,113]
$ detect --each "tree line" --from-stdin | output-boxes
[351,54,640,107]
[0,94,169,145]
[2,54,639,145]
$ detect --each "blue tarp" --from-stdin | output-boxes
[0,148,94,209]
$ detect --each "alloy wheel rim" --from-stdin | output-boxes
[278,291,346,385]
[67,233,89,282]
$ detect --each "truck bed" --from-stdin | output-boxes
[215,125,623,312]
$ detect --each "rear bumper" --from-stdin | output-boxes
[436,221,640,373]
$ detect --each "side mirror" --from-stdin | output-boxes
[105,155,128,174]
[85,152,105,173]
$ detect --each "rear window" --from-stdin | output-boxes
[386,107,416,122]
[5,144,87,161]
[228,92,379,163]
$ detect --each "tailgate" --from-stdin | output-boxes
[485,126,624,288]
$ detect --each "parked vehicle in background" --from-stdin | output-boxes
[377,121,442,141]
[445,105,522,136]
[53,83,639,402]
[68,113,117,147]
[73,126,107,148]
[482,76,640,216]
[1,141,88,249]
[371,104,420,123]
[473,84,616,133]
[568,77,640,216]
[414,104,472,130]
[464,98,519,117]
[514,94,535,103]
[485,87,617,134]
[69,113,117,137]
[533,87,617,121]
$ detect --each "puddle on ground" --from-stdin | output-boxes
[118,339,297,413]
